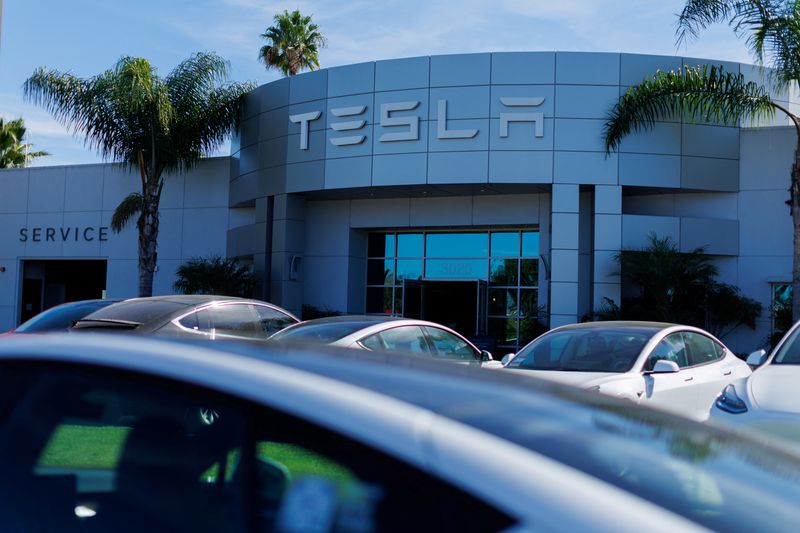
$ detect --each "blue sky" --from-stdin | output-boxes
[1,0,754,166]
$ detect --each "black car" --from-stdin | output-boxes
[71,295,299,341]
[5,299,124,334]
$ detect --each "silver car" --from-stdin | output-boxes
[269,315,503,368]
[0,335,799,531]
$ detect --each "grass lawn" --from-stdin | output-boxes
[37,424,355,486]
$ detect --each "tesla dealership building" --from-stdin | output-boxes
[0,51,795,353]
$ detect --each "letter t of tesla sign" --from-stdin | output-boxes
[289,111,322,150]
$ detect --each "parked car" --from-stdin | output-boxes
[2,299,124,335]
[1,334,800,531]
[710,319,800,445]
[503,321,751,420]
[71,295,299,341]
[268,315,503,368]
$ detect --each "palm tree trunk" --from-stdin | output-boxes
[137,185,160,297]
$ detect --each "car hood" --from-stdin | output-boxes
[749,364,800,413]
[503,368,626,388]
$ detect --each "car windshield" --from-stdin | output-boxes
[77,300,188,326]
[15,301,117,333]
[506,328,653,372]
[772,323,800,364]
[270,321,370,344]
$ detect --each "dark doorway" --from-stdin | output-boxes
[401,279,488,341]
[19,260,107,323]
[422,281,476,335]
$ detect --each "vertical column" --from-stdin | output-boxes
[550,184,580,327]
[270,193,306,317]
[253,196,273,302]
[593,185,622,313]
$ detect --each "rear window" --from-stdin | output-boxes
[80,300,188,324]
[270,322,369,344]
[15,301,117,333]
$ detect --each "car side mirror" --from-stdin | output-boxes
[500,353,516,365]
[480,350,493,362]
[746,349,768,368]
[652,360,680,373]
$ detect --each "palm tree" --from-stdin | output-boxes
[24,53,254,297]
[259,9,325,76]
[616,234,719,324]
[0,117,49,168]
[174,255,255,297]
[604,0,800,321]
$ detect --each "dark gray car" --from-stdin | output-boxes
[71,295,299,341]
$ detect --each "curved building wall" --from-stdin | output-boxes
[228,51,793,348]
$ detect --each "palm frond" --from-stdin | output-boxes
[676,1,800,81]
[166,52,231,118]
[111,192,144,233]
[259,9,326,76]
[604,65,776,153]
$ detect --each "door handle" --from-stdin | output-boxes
[684,376,694,382]
[723,370,732,376]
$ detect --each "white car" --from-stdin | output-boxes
[269,315,504,368]
[503,321,751,421]
[710,319,800,445]
[1,334,800,531]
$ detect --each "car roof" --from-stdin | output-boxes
[293,315,406,326]
[552,320,677,332]
[0,334,715,531]
[75,294,298,330]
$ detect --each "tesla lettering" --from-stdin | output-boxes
[330,105,367,146]
[288,111,322,150]
[291,96,546,150]
[379,101,420,142]
[499,97,545,138]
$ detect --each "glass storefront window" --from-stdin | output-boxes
[396,259,423,281]
[366,287,394,315]
[489,288,518,316]
[520,259,538,286]
[489,259,518,286]
[522,232,539,257]
[490,232,519,257]
[397,234,423,257]
[772,283,793,342]
[368,233,395,258]
[519,289,538,316]
[425,259,487,280]
[367,259,394,285]
[489,317,518,347]
[426,233,488,258]
[366,229,540,351]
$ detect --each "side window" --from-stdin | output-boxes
[646,333,689,371]
[359,334,384,351]
[683,331,724,366]
[372,326,431,355]
[252,408,514,532]
[0,363,248,532]
[421,326,478,361]
[253,305,298,338]
[206,304,262,339]
[179,309,214,335]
